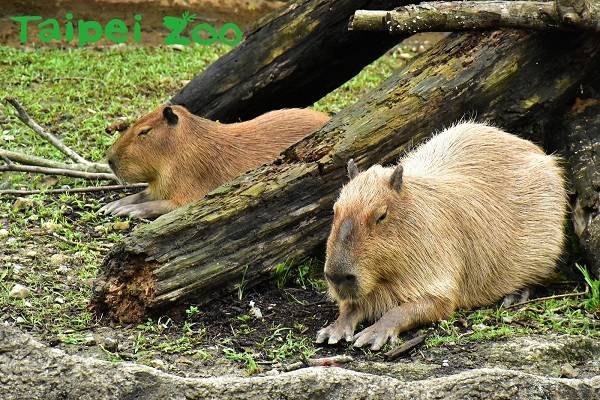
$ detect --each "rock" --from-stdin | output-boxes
[83,334,96,346]
[49,254,68,267]
[25,250,37,258]
[12,197,34,211]
[112,221,130,231]
[148,359,167,370]
[41,222,61,233]
[14,317,25,324]
[0,229,8,238]
[249,300,263,320]
[561,363,579,378]
[102,337,118,353]
[54,297,65,304]
[2,325,600,400]
[9,284,30,299]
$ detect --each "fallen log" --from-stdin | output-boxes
[561,96,600,278]
[169,0,405,121]
[92,31,600,323]
[349,0,600,34]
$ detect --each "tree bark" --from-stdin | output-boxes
[169,0,406,122]
[92,30,600,323]
[349,0,600,34]
[561,96,600,278]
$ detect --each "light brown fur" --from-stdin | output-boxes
[101,105,329,218]
[317,122,567,350]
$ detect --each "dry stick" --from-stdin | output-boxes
[50,232,110,252]
[0,183,147,196]
[505,286,590,310]
[5,98,109,172]
[384,334,427,361]
[283,355,354,372]
[0,149,109,173]
[0,163,118,181]
[349,0,600,34]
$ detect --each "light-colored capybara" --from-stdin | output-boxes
[316,122,567,350]
[101,105,329,218]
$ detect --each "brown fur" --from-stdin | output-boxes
[107,105,329,206]
[320,122,567,347]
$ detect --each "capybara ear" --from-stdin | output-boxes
[163,106,179,126]
[390,164,403,191]
[347,159,359,180]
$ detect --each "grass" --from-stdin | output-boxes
[1,38,598,374]
[0,41,407,369]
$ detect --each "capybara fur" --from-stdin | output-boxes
[101,105,329,218]
[316,122,567,350]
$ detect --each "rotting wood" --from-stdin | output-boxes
[349,0,600,34]
[92,30,600,323]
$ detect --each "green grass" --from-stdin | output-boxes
[0,41,407,366]
[2,38,597,371]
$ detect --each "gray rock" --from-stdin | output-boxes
[0,325,599,399]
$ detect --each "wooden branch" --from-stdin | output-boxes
[349,0,600,34]
[384,334,427,361]
[0,149,111,173]
[5,98,93,165]
[0,184,147,196]
[0,163,118,181]
[92,31,600,322]
[504,287,589,309]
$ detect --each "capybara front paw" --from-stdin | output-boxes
[315,322,354,345]
[353,322,397,351]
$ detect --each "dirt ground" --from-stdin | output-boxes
[0,0,284,46]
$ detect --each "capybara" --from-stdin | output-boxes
[100,105,329,218]
[316,122,566,350]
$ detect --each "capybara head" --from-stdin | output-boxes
[325,159,405,301]
[107,105,187,183]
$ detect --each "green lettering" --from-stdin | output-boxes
[38,19,61,43]
[10,16,42,44]
[190,23,217,45]
[133,14,142,43]
[65,13,74,42]
[219,23,243,46]
[78,20,103,47]
[105,19,128,43]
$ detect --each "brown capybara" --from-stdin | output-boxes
[100,105,329,218]
[316,122,567,350]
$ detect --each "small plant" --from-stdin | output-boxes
[236,265,249,301]
[185,305,200,319]
[223,347,259,374]
[576,264,600,311]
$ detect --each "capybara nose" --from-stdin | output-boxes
[326,273,356,287]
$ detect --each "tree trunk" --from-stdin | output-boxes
[349,0,600,34]
[561,95,600,278]
[170,0,406,122]
[92,31,600,323]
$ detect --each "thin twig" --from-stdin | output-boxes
[0,183,147,196]
[0,163,118,181]
[384,334,427,361]
[0,149,111,173]
[50,232,110,252]
[505,287,590,310]
[283,355,354,372]
[5,98,90,164]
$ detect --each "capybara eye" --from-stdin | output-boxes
[138,128,152,137]
[376,210,387,224]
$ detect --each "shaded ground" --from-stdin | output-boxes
[1,0,284,47]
